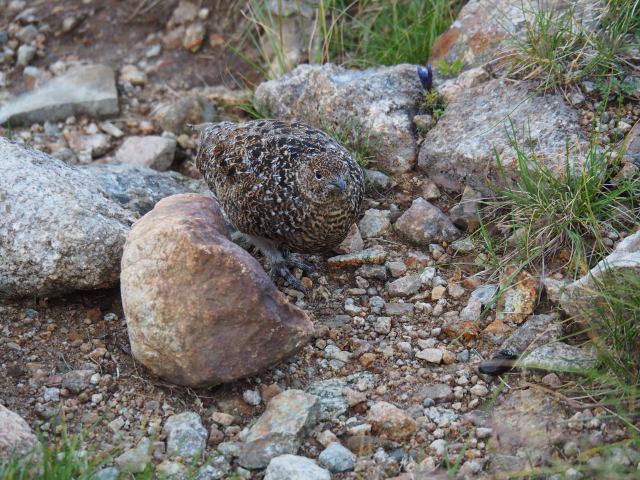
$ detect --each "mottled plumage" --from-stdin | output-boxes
[195,119,365,291]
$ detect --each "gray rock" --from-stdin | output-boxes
[432,0,596,70]
[416,348,443,364]
[16,44,35,66]
[306,378,348,419]
[61,369,94,394]
[217,441,242,459]
[0,139,132,299]
[92,466,120,480]
[67,132,111,158]
[255,63,422,173]
[425,406,458,427]
[488,387,566,473]
[501,313,562,354]
[152,95,216,134]
[333,223,364,254]
[15,24,38,43]
[264,454,331,480]
[163,412,208,459]
[356,264,387,280]
[0,64,119,125]
[470,284,498,305]
[243,390,262,406]
[80,163,209,216]
[43,387,60,402]
[419,78,586,193]
[238,390,320,469]
[318,442,356,472]
[386,261,407,278]
[560,229,640,317]
[387,274,422,297]
[395,198,460,245]
[196,455,232,480]
[373,316,392,334]
[113,136,176,171]
[324,345,351,364]
[415,384,453,403]
[155,460,186,479]
[517,343,596,372]
[385,302,414,316]
[358,209,391,238]
[115,437,151,473]
[0,404,37,461]
[365,169,392,190]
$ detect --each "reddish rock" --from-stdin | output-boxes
[367,401,417,441]
[121,193,314,388]
[496,266,538,324]
[333,223,364,254]
[430,0,582,68]
[442,318,479,345]
[394,198,459,245]
[482,320,514,345]
[342,435,393,455]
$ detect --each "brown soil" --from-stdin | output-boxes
[1,0,261,95]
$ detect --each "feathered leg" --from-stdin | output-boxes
[241,234,308,293]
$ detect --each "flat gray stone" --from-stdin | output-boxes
[415,383,453,403]
[501,313,562,354]
[61,369,94,394]
[80,163,209,216]
[264,454,331,480]
[387,274,422,297]
[517,343,596,372]
[115,437,151,473]
[0,64,119,125]
[238,390,320,469]
[113,136,177,171]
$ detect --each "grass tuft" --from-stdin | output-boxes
[236,0,464,80]
[502,0,640,96]
[0,429,113,480]
[478,127,638,279]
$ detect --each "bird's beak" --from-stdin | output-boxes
[330,178,347,192]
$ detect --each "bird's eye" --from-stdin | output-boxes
[315,170,323,179]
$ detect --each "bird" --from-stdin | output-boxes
[195,119,365,293]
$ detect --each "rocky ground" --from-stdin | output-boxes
[1,0,640,479]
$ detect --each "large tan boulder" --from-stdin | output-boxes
[121,193,314,388]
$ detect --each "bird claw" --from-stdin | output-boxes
[271,262,308,294]
[287,258,314,273]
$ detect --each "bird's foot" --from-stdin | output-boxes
[271,260,307,294]
[284,254,315,274]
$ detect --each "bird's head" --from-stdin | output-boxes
[301,155,351,201]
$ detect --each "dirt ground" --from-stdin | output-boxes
[1,0,260,94]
